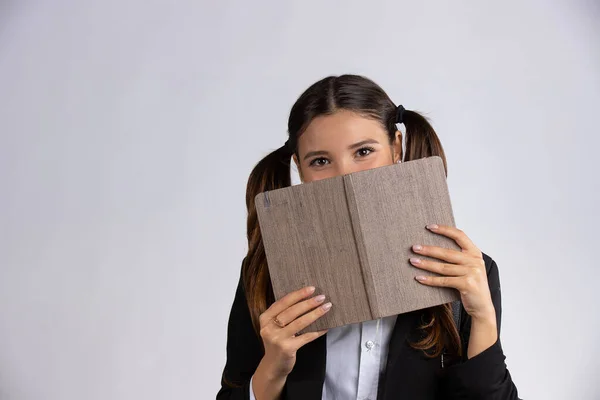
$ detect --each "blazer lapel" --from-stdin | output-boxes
[378,310,421,399]
[285,333,326,400]
[387,311,420,367]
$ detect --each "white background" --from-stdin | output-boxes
[1,1,599,399]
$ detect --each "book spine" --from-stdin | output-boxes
[343,175,378,320]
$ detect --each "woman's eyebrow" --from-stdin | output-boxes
[303,150,329,161]
[348,139,380,149]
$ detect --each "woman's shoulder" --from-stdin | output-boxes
[481,251,501,292]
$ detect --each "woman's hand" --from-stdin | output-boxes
[252,286,331,399]
[408,224,498,358]
[409,224,495,321]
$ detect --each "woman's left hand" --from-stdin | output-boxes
[409,224,496,322]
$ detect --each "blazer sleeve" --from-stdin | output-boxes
[216,259,264,400]
[440,256,521,400]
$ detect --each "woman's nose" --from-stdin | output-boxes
[335,161,361,177]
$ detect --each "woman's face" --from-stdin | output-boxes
[293,110,403,183]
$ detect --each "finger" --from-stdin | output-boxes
[409,257,467,276]
[426,224,478,253]
[291,329,329,348]
[283,302,332,336]
[275,294,327,327]
[414,275,465,291]
[412,243,463,264]
[261,286,316,323]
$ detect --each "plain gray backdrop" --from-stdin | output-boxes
[1,1,599,399]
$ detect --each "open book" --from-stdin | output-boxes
[255,156,460,332]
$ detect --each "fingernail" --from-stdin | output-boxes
[410,257,421,264]
[314,295,326,303]
[322,302,332,311]
[426,224,439,230]
[413,244,423,251]
[306,286,315,294]
[415,275,427,282]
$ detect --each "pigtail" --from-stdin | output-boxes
[402,110,449,176]
[399,108,461,358]
[243,145,292,336]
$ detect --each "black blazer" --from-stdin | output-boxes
[217,252,520,399]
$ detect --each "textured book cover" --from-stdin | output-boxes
[255,156,460,332]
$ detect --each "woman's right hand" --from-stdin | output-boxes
[253,286,332,397]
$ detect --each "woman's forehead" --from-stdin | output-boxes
[299,111,388,150]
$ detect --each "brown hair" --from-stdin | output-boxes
[243,74,461,358]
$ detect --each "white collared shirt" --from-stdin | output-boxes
[250,315,398,400]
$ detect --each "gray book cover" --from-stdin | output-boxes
[255,156,460,332]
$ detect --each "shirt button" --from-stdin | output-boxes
[365,340,375,350]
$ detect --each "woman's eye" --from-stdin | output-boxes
[356,147,375,157]
[310,157,329,167]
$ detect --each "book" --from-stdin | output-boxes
[254,156,460,332]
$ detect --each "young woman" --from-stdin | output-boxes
[217,75,520,399]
